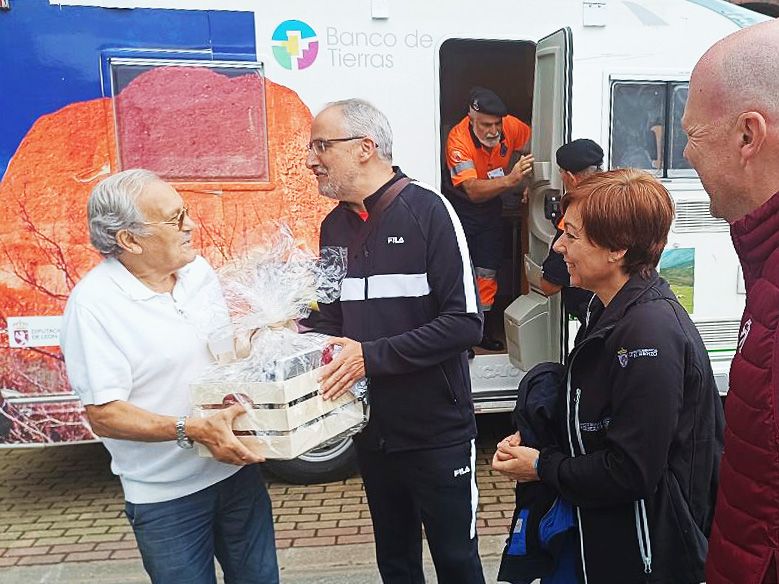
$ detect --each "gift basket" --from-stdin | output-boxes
[190,226,368,459]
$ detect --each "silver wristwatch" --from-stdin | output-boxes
[175,416,194,449]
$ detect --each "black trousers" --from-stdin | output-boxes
[356,441,486,584]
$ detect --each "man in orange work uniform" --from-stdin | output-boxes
[445,87,533,351]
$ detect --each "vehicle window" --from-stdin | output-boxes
[610,82,665,174]
[668,83,694,176]
[609,80,696,179]
[110,59,269,182]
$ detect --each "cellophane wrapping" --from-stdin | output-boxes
[190,226,369,460]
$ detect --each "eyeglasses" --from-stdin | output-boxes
[306,136,367,156]
[142,206,189,231]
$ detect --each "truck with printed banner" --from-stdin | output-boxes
[0,0,765,483]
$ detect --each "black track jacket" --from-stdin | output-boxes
[538,271,724,583]
[312,169,483,452]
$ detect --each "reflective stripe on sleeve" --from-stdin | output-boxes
[451,160,476,177]
[340,278,366,302]
[340,274,431,302]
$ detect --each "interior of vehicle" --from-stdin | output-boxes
[438,38,537,353]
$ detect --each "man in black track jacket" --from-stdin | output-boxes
[304,98,486,584]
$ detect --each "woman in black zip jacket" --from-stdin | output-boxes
[493,169,724,583]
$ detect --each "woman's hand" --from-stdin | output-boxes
[493,432,521,462]
[491,433,540,483]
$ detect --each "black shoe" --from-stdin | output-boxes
[467,347,475,359]
[478,336,505,352]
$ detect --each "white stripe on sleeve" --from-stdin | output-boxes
[340,274,432,302]
[411,180,479,314]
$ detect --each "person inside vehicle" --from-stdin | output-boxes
[445,87,534,353]
[492,169,724,583]
[536,138,603,324]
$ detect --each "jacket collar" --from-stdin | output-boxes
[730,189,779,290]
[361,167,406,213]
[584,270,668,338]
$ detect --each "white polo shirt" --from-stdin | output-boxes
[60,255,239,504]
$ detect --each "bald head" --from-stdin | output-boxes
[691,19,779,121]
[684,20,779,223]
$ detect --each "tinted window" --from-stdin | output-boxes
[669,83,693,174]
[610,82,665,173]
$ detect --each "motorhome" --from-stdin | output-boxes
[0,0,766,483]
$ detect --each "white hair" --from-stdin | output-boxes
[326,98,393,162]
[577,165,601,177]
[87,169,159,257]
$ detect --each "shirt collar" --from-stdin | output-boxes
[584,270,664,337]
[104,256,197,302]
[362,167,405,213]
[731,189,779,285]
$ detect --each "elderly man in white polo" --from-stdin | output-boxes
[60,169,278,584]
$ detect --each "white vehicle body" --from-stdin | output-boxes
[0,0,765,482]
[245,0,758,404]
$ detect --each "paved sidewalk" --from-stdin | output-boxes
[0,417,517,569]
[0,536,510,583]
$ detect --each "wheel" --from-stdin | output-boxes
[265,437,358,484]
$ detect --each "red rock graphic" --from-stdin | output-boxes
[116,67,269,180]
[0,71,333,434]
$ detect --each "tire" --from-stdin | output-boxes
[265,437,358,484]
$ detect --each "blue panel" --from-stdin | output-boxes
[0,0,256,178]
[209,10,258,60]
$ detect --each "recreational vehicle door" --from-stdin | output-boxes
[504,27,572,371]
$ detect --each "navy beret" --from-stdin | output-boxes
[556,139,604,173]
[469,87,508,117]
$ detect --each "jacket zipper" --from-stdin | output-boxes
[363,247,369,300]
[565,367,590,584]
[565,332,616,584]
[574,388,585,453]
[634,500,653,574]
[572,386,589,584]
[439,364,457,404]
[569,334,653,578]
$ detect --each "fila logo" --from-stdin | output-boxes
[387,236,405,244]
[453,466,471,477]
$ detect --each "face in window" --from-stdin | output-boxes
[682,79,742,222]
[469,110,504,149]
[305,107,362,202]
[552,202,621,294]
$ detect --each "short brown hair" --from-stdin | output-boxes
[561,169,674,277]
